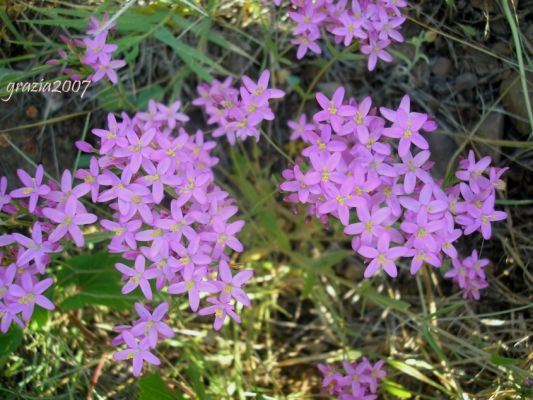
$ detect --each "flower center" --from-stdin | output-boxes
[18,292,36,304]
[223,284,233,293]
[416,228,428,238]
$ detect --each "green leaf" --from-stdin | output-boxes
[422,322,448,362]
[138,373,182,400]
[387,359,450,394]
[0,326,23,365]
[96,86,132,112]
[490,353,519,367]
[171,15,253,61]
[310,250,351,271]
[358,281,410,312]
[381,378,413,398]
[29,306,51,331]
[128,85,164,109]
[58,252,141,311]
[154,26,225,82]
[458,23,476,37]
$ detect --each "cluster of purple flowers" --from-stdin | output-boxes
[111,302,173,376]
[318,358,386,399]
[76,90,260,375]
[444,250,489,300]
[280,88,507,299]
[193,70,285,144]
[281,0,407,70]
[0,167,97,332]
[47,14,126,83]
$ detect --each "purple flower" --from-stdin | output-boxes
[43,200,97,246]
[138,159,181,204]
[314,87,356,133]
[215,260,253,306]
[154,100,190,129]
[10,165,50,212]
[344,206,390,244]
[288,114,314,141]
[9,273,54,321]
[115,255,159,300]
[154,200,198,243]
[279,165,320,203]
[113,331,160,377]
[401,209,445,252]
[0,176,12,212]
[455,150,491,193]
[83,31,118,64]
[395,150,432,194]
[445,250,489,300]
[91,113,127,155]
[46,169,88,208]
[130,302,175,347]
[332,13,367,46]
[302,124,347,155]
[357,234,407,278]
[91,53,126,84]
[381,96,430,157]
[461,194,507,239]
[241,70,285,100]
[289,4,325,35]
[361,34,392,71]
[292,31,321,59]
[200,218,244,258]
[13,222,55,273]
[168,265,218,311]
[101,219,141,251]
[319,178,365,225]
[74,156,101,202]
[198,297,241,331]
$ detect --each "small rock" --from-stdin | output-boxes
[433,77,449,95]
[454,73,478,91]
[471,52,499,77]
[501,71,533,135]
[427,132,458,179]
[475,111,504,162]
[432,57,452,77]
[492,41,512,57]
[343,263,364,281]
[492,19,509,36]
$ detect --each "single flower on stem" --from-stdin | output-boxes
[10,165,50,212]
[113,331,160,377]
[357,234,408,278]
[115,255,158,300]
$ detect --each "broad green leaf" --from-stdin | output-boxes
[58,252,140,311]
[138,373,182,400]
[0,326,23,365]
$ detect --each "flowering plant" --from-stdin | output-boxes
[281,89,507,300]
[47,14,126,83]
[278,0,407,70]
